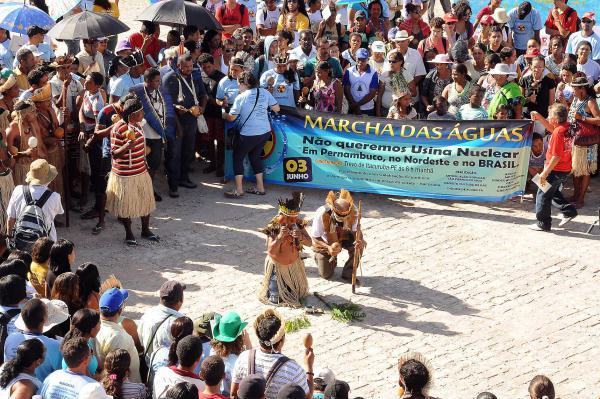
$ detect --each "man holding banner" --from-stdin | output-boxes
[310,190,366,282]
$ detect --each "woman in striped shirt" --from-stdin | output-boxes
[102,349,147,399]
[105,97,158,246]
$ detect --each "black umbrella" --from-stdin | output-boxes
[137,0,222,30]
[47,10,130,40]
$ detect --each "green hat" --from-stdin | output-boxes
[194,312,216,338]
[212,311,247,343]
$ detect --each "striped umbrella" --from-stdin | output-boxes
[46,0,82,20]
[0,3,55,35]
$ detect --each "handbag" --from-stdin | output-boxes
[225,88,260,150]
[197,114,209,134]
[571,120,600,147]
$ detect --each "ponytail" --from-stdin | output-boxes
[0,339,44,388]
[166,317,194,366]
[102,349,130,399]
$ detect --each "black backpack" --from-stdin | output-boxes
[0,308,21,366]
[10,185,53,253]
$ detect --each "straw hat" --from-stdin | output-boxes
[0,72,17,94]
[492,8,509,24]
[25,159,59,186]
[15,298,69,333]
[393,30,414,42]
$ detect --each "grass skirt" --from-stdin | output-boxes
[0,171,15,232]
[106,171,156,218]
[259,256,309,308]
[572,144,598,177]
[13,160,31,185]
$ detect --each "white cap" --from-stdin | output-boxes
[314,368,335,388]
[371,41,386,54]
[79,383,112,399]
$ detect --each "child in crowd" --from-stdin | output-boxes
[427,96,455,120]
[456,85,488,120]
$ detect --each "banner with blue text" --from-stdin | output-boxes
[225,107,533,202]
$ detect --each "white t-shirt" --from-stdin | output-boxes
[152,367,204,399]
[310,205,358,241]
[7,185,64,241]
[40,369,97,399]
[256,6,280,30]
[233,350,309,399]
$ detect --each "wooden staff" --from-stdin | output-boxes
[61,82,71,227]
[351,201,363,294]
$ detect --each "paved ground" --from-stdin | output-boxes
[62,3,600,398]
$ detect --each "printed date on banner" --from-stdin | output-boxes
[284,157,313,182]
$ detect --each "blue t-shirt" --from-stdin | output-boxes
[566,31,600,60]
[456,104,488,120]
[230,88,278,136]
[4,332,63,381]
[216,76,240,104]
[0,40,14,69]
[41,369,97,399]
[110,73,144,100]
[61,340,98,376]
[507,8,542,50]
[259,70,299,108]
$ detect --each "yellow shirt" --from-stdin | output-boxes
[277,12,310,31]
[29,261,48,284]
[93,1,119,19]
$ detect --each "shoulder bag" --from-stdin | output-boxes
[225,88,260,150]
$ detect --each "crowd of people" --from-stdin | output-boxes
[0,0,598,396]
[0,241,565,399]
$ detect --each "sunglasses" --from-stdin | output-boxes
[224,48,235,53]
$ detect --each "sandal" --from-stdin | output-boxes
[224,190,244,198]
[125,239,138,246]
[91,224,104,235]
[142,232,160,242]
[246,187,266,195]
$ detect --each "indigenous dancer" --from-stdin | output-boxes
[105,96,158,246]
[6,100,45,184]
[259,192,311,307]
[31,83,65,201]
[310,190,366,282]
[0,108,14,251]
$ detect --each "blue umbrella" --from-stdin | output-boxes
[335,0,366,5]
[0,3,55,35]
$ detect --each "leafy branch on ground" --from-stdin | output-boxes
[330,302,365,323]
[285,316,311,333]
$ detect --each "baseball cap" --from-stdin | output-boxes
[443,12,458,23]
[99,288,128,313]
[159,280,186,302]
[314,368,336,388]
[356,48,369,59]
[355,10,367,19]
[582,12,595,21]
[524,48,541,58]
[276,384,305,399]
[480,14,495,25]
[237,374,266,399]
[371,41,386,53]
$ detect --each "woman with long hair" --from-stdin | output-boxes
[0,339,44,399]
[277,0,310,32]
[528,375,554,399]
[102,349,146,399]
[6,101,43,185]
[75,263,101,310]
[49,272,82,337]
[61,309,101,378]
[149,316,194,374]
[300,61,343,114]
[28,237,54,290]
[45,238,75,296]
[200,30,222,70]
[443,63,473,115]
[210,311,250,397]
[399,3,429,49]
[452,0,475,46]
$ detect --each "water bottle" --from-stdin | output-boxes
[268,270,279,304]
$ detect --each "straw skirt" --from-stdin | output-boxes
[0,171,15,231]
[259,256,309,308]
[105,171,156,218]
[572,144,598,177]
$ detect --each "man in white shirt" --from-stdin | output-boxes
[256,0,280,37]
[231,309,314,399]
[0,28,13,69]
[49,55,84,127]
[566,12,600,62]
[152,335,205,399]
[76,38,105,77]
[6,159,64,242]
[138,280,186,365]
[391,30,426,102]
[288,30,317,70]
[41,337,100,399]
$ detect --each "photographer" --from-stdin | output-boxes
[222,71,279,198]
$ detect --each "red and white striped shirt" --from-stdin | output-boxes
[110,121,147,176]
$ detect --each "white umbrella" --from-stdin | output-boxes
[47,0,86,21]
